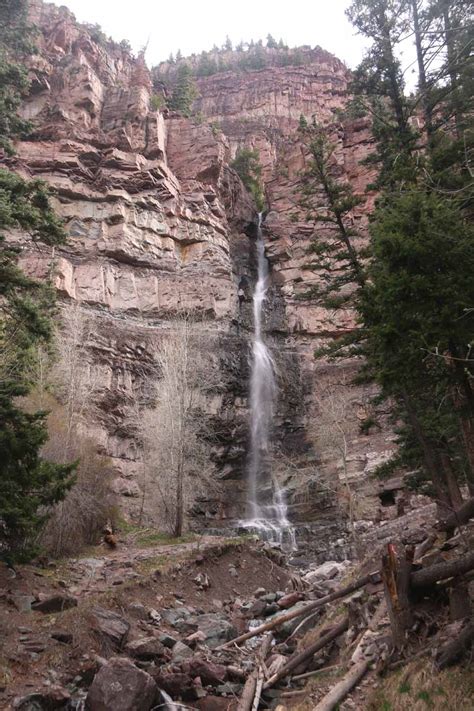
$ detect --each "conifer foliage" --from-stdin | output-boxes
[342,0,474,506]
[0,0,74,561]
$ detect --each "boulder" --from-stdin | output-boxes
[304,560,349,585]
[13,687,70,709]
[247,599,267,618]
[172,641,194,661]
[126,636,167,660]
[277,592,304,609]
[86,657,157,711]
[153,671,195,699]
[90,606,130,651]
[195,614,237,649]
[184,657,227,686]
[31,595,78,614]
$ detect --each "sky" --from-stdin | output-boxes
[47,0,369,69]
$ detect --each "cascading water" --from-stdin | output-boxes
[241,214,296,550]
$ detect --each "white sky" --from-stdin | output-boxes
[47,0,369,69]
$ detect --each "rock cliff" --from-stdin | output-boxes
[6,0,412,550]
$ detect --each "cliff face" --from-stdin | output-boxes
[8,1,403,547]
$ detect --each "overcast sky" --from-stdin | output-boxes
[48,0,369,69]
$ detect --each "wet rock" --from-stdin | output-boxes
[90,606,130,651]
[31,595,78,614]
[126,636,167,660]
[86,657,157,711]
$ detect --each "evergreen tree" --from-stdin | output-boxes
[231,148,265,210]
[168,64,198,117]
[266,34,278,48]
[0,0,34,154]
[298,122,366,310]
[342,0,474,507]
[0,0,75,560]
[224,35,233,51]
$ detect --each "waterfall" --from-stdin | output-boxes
[242,214,296,550]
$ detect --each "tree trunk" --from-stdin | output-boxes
[381,544,414,650]
[449,579,471,621]
[411,550,474,588]
[440,452,464,510]
[437,496,474,532]
[435,619,474,670]
[402,390,451,516]
[411,0,433,138]
[175,463,184,538]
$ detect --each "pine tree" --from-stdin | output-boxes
[0,0,34,154]
[168,64,198,117]
[266,34,278,49]
[0,0,75,561]
[298,122,366,313]
[344,0,474,507]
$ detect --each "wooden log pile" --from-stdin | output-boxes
[226,516,474,711]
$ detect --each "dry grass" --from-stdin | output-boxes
[367,659,474,711]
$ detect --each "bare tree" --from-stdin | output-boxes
[20,303,116,557]
[51,302,100,456]
[311,379,362,557]
[140,317,217,537]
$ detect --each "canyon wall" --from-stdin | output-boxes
[5,0,412,552]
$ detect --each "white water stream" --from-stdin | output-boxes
[241,214,296,550]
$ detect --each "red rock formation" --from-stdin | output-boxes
[4,1,408,540]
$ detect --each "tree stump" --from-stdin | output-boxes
[381,543,414,651]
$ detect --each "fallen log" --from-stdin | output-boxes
[313,659,370,711]
[414,534,437,561]
[292,664,339,682]
[435,619,474,670]
[237,670,258,711]
[237,633,272,711]
[411,550,474,589]
[217,572,377,650]
[263,616,349,690]
[437,497,474,532]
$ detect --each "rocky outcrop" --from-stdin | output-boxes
[5,0,415,539]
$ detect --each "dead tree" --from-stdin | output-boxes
[381,543,414,650]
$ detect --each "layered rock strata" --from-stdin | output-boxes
[4,1,421,542]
